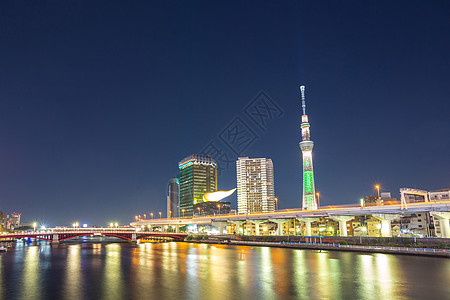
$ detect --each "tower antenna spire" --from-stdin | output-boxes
[300,85,306,115]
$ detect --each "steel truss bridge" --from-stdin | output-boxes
[0,228,187,243]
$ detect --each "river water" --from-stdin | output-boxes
[0,239,449,299]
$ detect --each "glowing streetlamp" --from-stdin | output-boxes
[375,185,380,198]
[316,192,320,208]
[376,223,382,237]
[182,209,185,218]
[110,223,113,228]
[151,213,153,219]
[114,222,118,228]
[159,212,162,219]
[361,227,367,236]
[275,197,278,211]
[217,204,221,215]
[197,207,201,216]
[33,222,37,232]
[144,214,146,219]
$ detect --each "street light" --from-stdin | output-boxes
[159,212,162,219]
[151,213,153,219]
[275,197,278,211]
[375,185,381,206]
[217,204,221,215]
[144,214,146,219]
[316,192,320,208]
[197,207,201,216]
[361,227,367,236]
[33,222,37,232]
[182,209,185,218]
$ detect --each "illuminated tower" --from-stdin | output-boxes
[299,86,317,210]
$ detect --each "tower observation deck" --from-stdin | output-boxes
[299,86,317,210]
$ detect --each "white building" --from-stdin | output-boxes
[236,157,275,214]
[429,188,450,203]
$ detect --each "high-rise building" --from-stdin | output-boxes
[236,157,275,214]
[0,211,7,231]
[299,86,317,210]
[9,212,21,228]
[178,154,217,217]
[167,178,179,218]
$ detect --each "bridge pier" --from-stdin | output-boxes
[212,222,228,235]
[330,216,353,237]
[229,221,245,235]
[250,220,265,236]
[131,233,137,242]
[373,214,398,237]
[298,218,318,236]
[431,212,450,238]
[270,219,286,236]
[51,234,59,244]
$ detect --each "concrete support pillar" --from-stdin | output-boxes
[298,218,318,236]
[229,221,245,235]
[373,214,398,237]
[212,222,228,235]
[251,220,265,236]
[330,216,353,237]
[431,212,450,238]
[131,233,137,242]
[174,225,180,233]
[52,234,59,244]
[271,219,286,236]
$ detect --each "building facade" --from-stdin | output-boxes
[178,155,217,217]
[167,178,179,218]
[236,157,275,214]
[0,211,7,231]
[193,201,231,217]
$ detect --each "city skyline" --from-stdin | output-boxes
[0,2,449,225]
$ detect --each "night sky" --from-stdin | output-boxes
[1,1,449,226]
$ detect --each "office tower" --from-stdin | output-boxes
[178,154,217,217]
[299,86,317,210]
[236,157,275,214]
[167,178,179,218]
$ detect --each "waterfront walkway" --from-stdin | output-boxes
[224,240,450,257]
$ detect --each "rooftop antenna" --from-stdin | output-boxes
[300,85,306,115]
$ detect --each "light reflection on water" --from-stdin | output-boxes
[20,246,41,300]
[1,241,450,299]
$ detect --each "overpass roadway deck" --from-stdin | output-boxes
[131,201,450,238]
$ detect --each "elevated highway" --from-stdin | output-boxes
[131,201,450,238]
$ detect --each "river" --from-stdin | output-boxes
[0,239,449,299]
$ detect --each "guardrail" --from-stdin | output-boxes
[228,240,450,256]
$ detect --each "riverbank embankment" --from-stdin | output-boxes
[186,235,450,258]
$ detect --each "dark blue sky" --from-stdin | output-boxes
[1,1,449,226]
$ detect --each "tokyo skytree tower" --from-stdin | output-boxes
[299,86,317,210]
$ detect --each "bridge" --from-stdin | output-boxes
[131,201,450,238]
[0,228,187,244]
